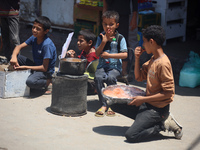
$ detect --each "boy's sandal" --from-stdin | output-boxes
[106,107,116,117]
[95,108,106,117]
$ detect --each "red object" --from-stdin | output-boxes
[78,50,99,67]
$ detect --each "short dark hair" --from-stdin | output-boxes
[34,16,51,31]
[78,29,96,47]
[142,25,166,46]
[102,11,119,23]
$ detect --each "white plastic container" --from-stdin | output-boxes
[0,70,31,98]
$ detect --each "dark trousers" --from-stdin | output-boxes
[18,54,51,89]
[118,15,129,46]
[118,15,131,65]
[0,16,20,61]
[94,68,120,107]
[111,103,169,143]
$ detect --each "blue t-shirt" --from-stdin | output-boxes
[25,35,57,75]
[95,32,127,72]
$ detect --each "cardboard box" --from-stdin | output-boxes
[74,20,103,37]
[74,4,102,25]
[0,69,31,98]
[138,13,161,29]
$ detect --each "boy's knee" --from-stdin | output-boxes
[125,129,137,143]
[26,78,34,88]
[125,130,131,141]
[94,76,103,83]
[107,76,117,83]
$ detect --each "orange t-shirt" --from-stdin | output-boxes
[137,54,175,108]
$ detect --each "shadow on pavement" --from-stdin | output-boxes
[93,125,128,136]
[93,125,174,142]
[186,135,200,150]
[87,100,100,113]
[29,89,46,98]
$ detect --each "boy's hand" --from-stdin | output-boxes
[10,57,19,68]
[66,50,76,58]
[128,96,144,106]
[100,51,110,59]
[100,33,109,44]
[134,46,145,59]
[100,33,114,43]
[14,65,28,70]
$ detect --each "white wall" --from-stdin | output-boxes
[41,0,74,27]
[20,0,74,28]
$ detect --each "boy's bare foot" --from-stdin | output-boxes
[45,79,52,95]
[46,79,52,87]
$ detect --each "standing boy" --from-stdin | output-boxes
[111,25,183,142]
[10,16,57,94]
[0,0,20,63]
[94,11,128,117]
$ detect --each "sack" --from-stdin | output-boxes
[179,51,200,88]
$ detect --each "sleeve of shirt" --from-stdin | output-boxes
[159,63,175,92]
[136,60,149,81]
[120,37,127,52]
[87,52,98,63]
[43,44,53,59]
[25,35,34,45]
[95,36,102,49]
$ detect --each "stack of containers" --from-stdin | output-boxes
[73,0,103,37]
[138,0,153,11]
[137,0,161,46]
[152,0,188,45]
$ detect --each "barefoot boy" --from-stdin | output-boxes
[10,16,57,94]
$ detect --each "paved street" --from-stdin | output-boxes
[0,23,200,150]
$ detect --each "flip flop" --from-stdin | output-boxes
[95,107,106,117]
[106,107,116,117]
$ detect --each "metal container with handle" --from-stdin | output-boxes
[59,58,87,75]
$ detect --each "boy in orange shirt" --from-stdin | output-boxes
[111,25,183,142]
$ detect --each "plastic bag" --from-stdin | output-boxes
[179,51,200,88]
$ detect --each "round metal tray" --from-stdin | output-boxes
[102,85,145,105]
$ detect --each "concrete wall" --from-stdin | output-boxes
[20,0,37,22]
[20,0,74,28]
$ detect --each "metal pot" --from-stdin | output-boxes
[59,58,87,75]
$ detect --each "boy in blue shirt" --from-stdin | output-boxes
[95,11,128,117]
[10,16,57,94]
